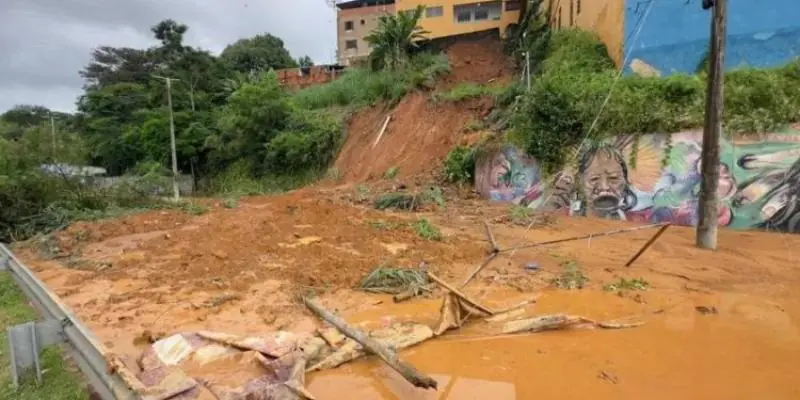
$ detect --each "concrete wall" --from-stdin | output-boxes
[337,3,395,66]
[475,128,800,233]
[623,0,800,75]
[396,0,520,39]
[549,0,625,66]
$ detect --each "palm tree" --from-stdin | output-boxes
[364,5,430,71]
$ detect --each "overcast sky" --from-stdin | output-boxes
[0,0,337,114]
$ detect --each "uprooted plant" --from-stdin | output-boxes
[359,264,430,295]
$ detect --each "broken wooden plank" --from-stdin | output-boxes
[303,297,437,390]
[427,272,495,315]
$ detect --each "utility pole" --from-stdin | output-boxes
[153,75,181,202]
[696,0,727,250]
[49,113,56,160]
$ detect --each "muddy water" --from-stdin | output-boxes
[307,290,800,400]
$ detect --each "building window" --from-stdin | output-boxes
[360,19,365,25]
[505,0,521,11]
[344,21,353,31]
[345,40,357,50]
[454,2,502,24]
[577,0,581,14]
[426,6,443,18]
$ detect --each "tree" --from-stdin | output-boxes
[298,56,314,68]
[80,47,157,88]
[364,5,429,71]
[219,34,297,74]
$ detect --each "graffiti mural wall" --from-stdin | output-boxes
[474,129,800,233]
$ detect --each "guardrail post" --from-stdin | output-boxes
[7,320,64,388]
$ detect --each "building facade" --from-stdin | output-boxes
[336,0,522,65]
[550,0,800,75]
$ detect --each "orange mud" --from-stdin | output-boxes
[333,93,493,184]
[332,36,509,185]
[15,188,800,399]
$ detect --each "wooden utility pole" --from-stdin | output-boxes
[696,0,727,250]
[153,75,181,202]
[49,113,56,160]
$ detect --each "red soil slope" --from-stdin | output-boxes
[333,36,513,184]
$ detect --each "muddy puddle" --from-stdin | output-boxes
[308,290,800,399]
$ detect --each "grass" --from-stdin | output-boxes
[413,219,443,241]
[384,166,399,180]
[603,278,649,292]
[181,201,208,216]
[550,260,589,290]
[509,205,534,224]
[0,274,87,399]
[292,53,450,110]
[222,197,239,209]
[366,219,406,230]
[432,82,509,103]
[359,265,429,294]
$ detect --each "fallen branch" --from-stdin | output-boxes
[502,314,644,334]
[484,297,539,323]
[625,224,671,267]
[302,297,438,390]
[459,253,498,289]
[484,220,499,252]
[372,114,392,149]
[427,272,495,315]
[500,223,667,254]
[459,221,501,288]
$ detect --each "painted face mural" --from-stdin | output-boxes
[475,129,800,233]
[475,146,543,207]
[578,145,634,220]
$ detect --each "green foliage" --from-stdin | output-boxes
[292,53,449,110]
[550,260,589,290]
[603,278,649,292]
[359,264,429,294]
[222,197,239,209]
[384,166,399,179]
[413,218,443,241]
[298,56,314,68]
[509,204,533,223]
[506,0,551,73]
[443,146,476,184]
[181,201,208,216]
[365,5,430,71]
[510,29,800,173]
[432,82,508,103]
[219,33,298,73]
[0,274,87,399]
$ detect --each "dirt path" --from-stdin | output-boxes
[16,187,800,399]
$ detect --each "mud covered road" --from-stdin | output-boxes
[14,184,800,399]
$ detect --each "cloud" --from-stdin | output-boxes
[0,0,336,113]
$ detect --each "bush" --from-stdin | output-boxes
[292,53,450,110]
[510,29,800,173]
[443,146,477,184]
[432,82,508,103]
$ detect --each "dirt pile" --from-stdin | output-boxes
[333,36,512,185]
[16,186,800,399]
[439,36,515,87]
[333,93,492,184]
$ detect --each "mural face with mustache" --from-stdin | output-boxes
[580,148,628,218]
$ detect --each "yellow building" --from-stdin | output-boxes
[336,0,522,66]
[548,0,625,66]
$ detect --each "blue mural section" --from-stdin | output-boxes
[623,0,800,75]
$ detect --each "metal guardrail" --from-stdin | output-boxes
[1,243,138,399]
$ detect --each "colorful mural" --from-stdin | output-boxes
[475,130,800,233]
